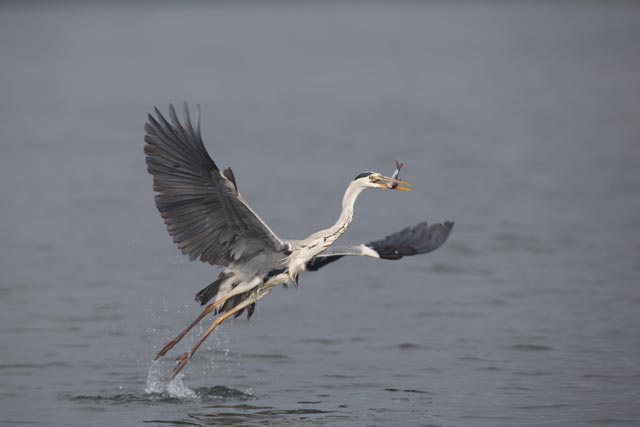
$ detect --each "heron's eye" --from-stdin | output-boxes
[369,175,378,182]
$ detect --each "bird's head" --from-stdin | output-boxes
[353,171,411,191]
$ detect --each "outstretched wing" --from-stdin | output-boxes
[144,103,287,266]
[306,221,454,271]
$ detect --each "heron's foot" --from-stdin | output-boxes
[169,297,257,378]
[172,352,190,379]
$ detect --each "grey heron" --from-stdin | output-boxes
[144,103,454,378]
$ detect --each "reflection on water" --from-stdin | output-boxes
[2,1,640,426]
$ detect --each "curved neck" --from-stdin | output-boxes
[326,181,366,240]
[338,180,365,226]
[314,182,364,242]
[301,181,365,248]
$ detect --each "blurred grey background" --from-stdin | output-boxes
[1,1,639,426]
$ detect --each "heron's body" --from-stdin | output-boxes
[144,103,453,377]
[190,178,368,315]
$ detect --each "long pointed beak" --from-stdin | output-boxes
[377,176,412,191]
[392,183,411,191]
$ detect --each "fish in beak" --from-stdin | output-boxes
[376,160,411,191]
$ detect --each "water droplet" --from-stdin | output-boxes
[145,360,165,394]
[167,376,197,399]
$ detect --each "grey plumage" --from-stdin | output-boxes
[305,221,454,271]
[144,103,288,269]
[194,271,232,306]
[145,103,453,378]
[369,221,454,259]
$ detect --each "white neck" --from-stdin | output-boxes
[301,181,365,248]
[288,181,366,282]
[337,180,365,226]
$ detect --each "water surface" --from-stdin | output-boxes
[1,2,639,426]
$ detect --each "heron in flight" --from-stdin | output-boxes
[144,103,453,378]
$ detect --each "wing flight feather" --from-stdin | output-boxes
[144,103,286,266]
[306,221,454,271]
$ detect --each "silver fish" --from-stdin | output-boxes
[387,160,404,189]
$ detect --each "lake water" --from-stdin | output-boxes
[1,2,639,426]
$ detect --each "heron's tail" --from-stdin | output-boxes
[194,272,256,319]
[195,271,234,305]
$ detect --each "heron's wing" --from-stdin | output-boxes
[144,103,287,266]
[306,221,454,271]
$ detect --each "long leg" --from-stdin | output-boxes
[171,296,256,379]
[156,278,265,359]
[155,294,235,359]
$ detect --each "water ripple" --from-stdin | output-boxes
[509,344,554,351]
[144,405,345,427]
[62,386,253,406]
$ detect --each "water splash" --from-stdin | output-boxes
[144,359,165,394]
[167,376,197,399]
[145,359,197,399]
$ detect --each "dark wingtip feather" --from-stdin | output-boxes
[143,141,156,155]
[144,103,284,267]
[168,103,180,128]
[153,106,163,121]
[195,103,201,138]
[368,220,454,260]
[183,101,192,131]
